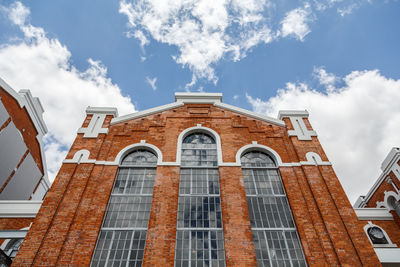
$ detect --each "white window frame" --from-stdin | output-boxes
[364,221,397,248]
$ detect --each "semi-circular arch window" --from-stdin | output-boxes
[367,227,389,245]
[175,132,226,267]
[241,151,307,267]
[91,150,157,267]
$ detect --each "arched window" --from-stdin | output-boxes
[241,151,307,267]
[364,222,394,247]
[175,132,226,267]
[181,133,217,167]
[367,227,389,245]
[91,150,157,267]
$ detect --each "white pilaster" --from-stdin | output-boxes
[278,110,317,141]
[77,107,118,138]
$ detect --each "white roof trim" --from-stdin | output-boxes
[110,93,285,126]
[354,208,393,220]
[381,147,400,172]
[175,92,222,103]
[0,200,42,218]
[0,77,24,106]
[19,90,48,135]
[111,102,184,125]
[86,106,118,117]
[357,148,400,207]
[214,102,285,126]
[278,110,309,119]
[0,78,49,185]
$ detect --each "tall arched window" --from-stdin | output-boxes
[241,151,307,267]
[175,133,226,267]
[91,150,157,267]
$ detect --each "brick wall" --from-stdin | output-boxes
[0,86,43,174]
[0,218,33,246]
[14,103,380,266]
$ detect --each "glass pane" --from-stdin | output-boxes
[242,151,307,266]
[92,230,147,267]
[241,151,276,168]
[92,151,157,267]
[121,150,157,166]
[175,230,225,266]
[181,133,217,167]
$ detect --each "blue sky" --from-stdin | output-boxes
[0,0,399,202]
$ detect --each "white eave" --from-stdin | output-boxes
[357,147,400,207]
[0,78,48,136]
[111,92,285,126]
[0,200,42,218]
[354,208,393,220]
[86,106,118,117]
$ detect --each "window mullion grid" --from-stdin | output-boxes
[266,169,275,195]
[274,196,285,228]
[124,231,135,267]
[245,166,305,266]
[251,170,258,195]
[92,161,156,267]
[283,231,294,267]
[262,230,272,265]
[104,230,115,267]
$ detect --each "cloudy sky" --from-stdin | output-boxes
[0,0,399,203]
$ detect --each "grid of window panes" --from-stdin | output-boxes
[181,133,218,167]
[241,151,307,267]
[91,230,146,267]
[175,133,226,267]
[4,238,23,260]
[253,230,306,267]
[175,230,225,267]
[91,150,157,267]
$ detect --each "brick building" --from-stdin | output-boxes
[13,92,383,266]
[0,78,49,264]
[354,147,400,265]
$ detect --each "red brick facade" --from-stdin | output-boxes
[13,101,380,266]
[0,86,43,174]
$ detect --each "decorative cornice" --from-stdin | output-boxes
[110,93,286,127]
[111,102,184,125]
[357,147,400,207]
[278,110,309,120]
[175,92,222,103]
[0,200,42,218]
[354,208,393,220]
[381,147,400,173]
[86,106,118,117]
[214,102,285,127]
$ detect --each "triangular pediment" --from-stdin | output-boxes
[110,92,285,127]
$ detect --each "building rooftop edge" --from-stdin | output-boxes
[86,106,119,117]
[174,92,223,103]
[278,110,309,119]
[381,147,400,172]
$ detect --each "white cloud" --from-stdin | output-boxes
[118,0,374,87]
[6,1,29,26]
[119,0,275,86]
[247,69,400,203]
[313,66,338,92]
[337,3,359,16]
[0,2,136,181]
[146,76,157,90]
[280,5,312,41]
